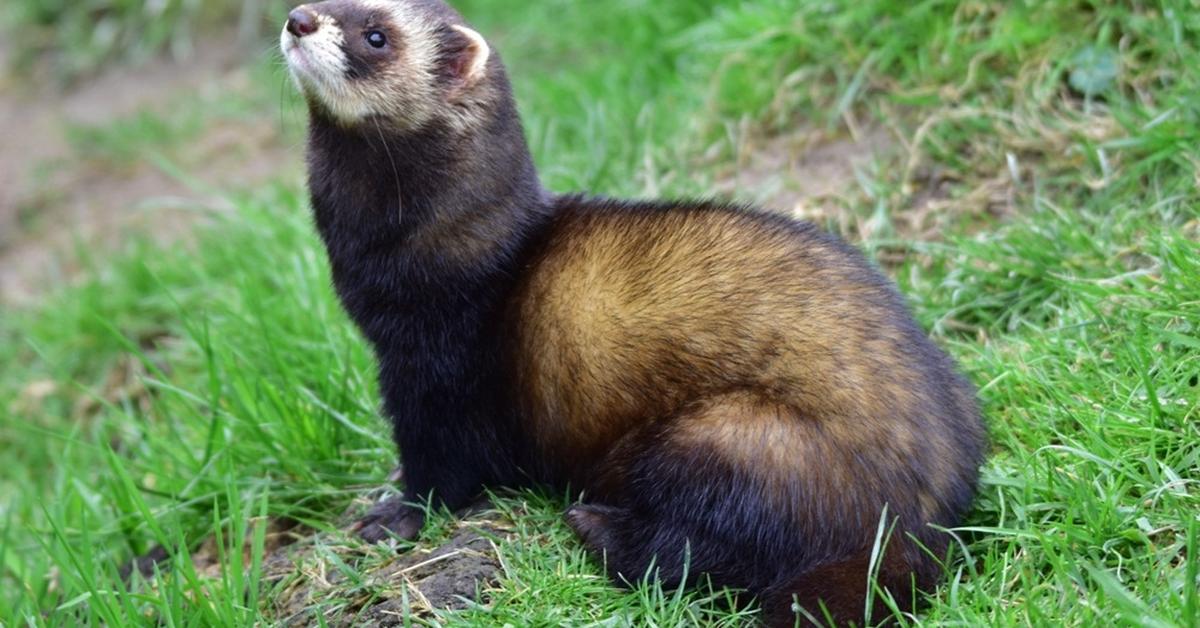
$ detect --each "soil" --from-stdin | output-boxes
[263,514,512,626]
[0,38,301,305]
[714,125,897,234]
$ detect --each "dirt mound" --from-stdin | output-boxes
[263,516,511,626]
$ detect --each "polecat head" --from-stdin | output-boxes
[281,0,494,130]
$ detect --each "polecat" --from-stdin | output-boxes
[281,1,986,624]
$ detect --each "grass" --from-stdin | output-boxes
[2,0,1199,625]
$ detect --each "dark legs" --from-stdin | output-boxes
[352,452,492,543]
[354,497,426,542]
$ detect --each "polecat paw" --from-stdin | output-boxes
[353,498,424,543]
[565,503,625,555]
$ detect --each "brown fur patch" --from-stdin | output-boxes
[511,204,944,484]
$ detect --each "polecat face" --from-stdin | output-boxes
[281,0,491,129]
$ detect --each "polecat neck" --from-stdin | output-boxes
[303,89,549,350]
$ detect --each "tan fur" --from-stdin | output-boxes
[510,205,963,528]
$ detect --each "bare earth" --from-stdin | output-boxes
[264,516,512,626]
[715,124,896,235]
[0,39,301,305]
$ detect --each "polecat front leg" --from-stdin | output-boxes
[353,497,425,542]
[353,384,521,542]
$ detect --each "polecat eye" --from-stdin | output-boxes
[366,31,387,48]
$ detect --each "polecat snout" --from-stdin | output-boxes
[282,1,986,625]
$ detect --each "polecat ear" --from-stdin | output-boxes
[440,24,490,88]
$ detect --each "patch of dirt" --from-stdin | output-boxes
[0,37,301,305]
[713,121,1028,248]
[117,499,511,625]
[715,125,897,235]
[119,517,310,582]
[265,514,513,626]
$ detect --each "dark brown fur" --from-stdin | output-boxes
[284,2,987,625]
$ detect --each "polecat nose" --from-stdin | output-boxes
[287,8,318,37]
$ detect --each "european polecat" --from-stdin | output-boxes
[281,1,986,624]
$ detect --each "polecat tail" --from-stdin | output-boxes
[759,553,925,627]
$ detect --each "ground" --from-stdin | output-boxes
[0,38,299,304]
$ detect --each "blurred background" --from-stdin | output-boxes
[1,0,298,303]
[1,1,1197,625]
